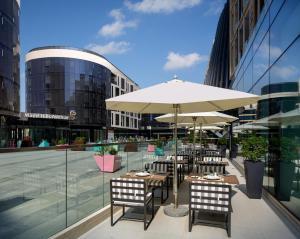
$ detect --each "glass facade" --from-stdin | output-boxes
[0,0,20,114]
[26,55,110,140]
[231,0,300,219]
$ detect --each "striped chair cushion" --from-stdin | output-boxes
[202,156,222,162]
[111,178,149,203]
[148,179,163,187]
[190,181,231,212]
[198,165,225,174]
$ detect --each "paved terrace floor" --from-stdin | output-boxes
[79,160,298,239]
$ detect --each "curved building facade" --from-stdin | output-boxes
[26,46,140,141]
[0,0,20,115]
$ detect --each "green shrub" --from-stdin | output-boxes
[57,138,66,145]
[241,135,267,161]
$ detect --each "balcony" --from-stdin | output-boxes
[0,142,298,239]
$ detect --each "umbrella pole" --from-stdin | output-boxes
[164,105,188,217]
[173,105,178,208]
[192,117,196,172]
[200,123,203,160]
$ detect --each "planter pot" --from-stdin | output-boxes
[124,143,138,152]
[71,145,86,151]
[231,144,238,159]
[147,144,155,152]
[56,144,69,151]
[94,155,122,173]
[155,147,164,156]
[244,160,264,199]
[274,161,295,201]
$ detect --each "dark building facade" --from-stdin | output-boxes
[210,0,300,220]
[204,1,229,88]
[0,0,20,147]
[26,46,140,142]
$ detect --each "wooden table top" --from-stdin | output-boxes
[185,174,239,185]
[121,171,169,182]
[196,161,229,166]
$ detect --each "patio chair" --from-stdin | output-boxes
[202,155,223,162]
[189,181,232,237]
[144,163,169,203]
[110,178,154,230]
[197,164,226,175]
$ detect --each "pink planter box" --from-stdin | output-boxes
[147,145,155,152]
[94,155,122,173]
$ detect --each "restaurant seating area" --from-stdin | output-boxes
[79,149,298,239]
[108,145,239,234]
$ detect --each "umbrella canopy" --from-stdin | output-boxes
[268,109,300,125]
[155,112,238,124]
[106,79,259,114]
[233,123,268,132]
[252,115,279,127]
[193,125,223,131]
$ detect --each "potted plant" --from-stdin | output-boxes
[218,136,227,157]
[273,137,297,201]
[154,139,164,156]
[241,135,267,199]
[93,146,122,172]
[56,138,69,150]
[71,137,86,151]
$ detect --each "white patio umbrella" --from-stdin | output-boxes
[106,77,259,216]
[233,122,268,132]
[268,109,300,125]
[155,112,237,170]
[193,125,223,130]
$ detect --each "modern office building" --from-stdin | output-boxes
[207,0,300,220]
[0,0,20,147]
[26,46,140,142]
[204,1,229,88]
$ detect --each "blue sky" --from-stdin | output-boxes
[20,0,225,111]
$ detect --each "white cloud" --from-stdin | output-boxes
[272,65,299,80]
[204,0,224,16]
[164,51,208,70]
[257,42,282,60]
[125,0,202,14]
[85,41,131,55]
[99,9,138,37]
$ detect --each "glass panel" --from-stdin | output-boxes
[253,32,269,84]
[66,146,104,226]
[269,0,300,65]
[0,149,67,238]
[269,37,300,219]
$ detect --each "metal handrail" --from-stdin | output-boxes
[0,140,156,153]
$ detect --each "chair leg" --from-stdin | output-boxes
[144,203,147,231]
[152,194,155,218]
[188,209,192,232]
[111,203,114,226]
[227,213,231,237]
[161,185,163,204]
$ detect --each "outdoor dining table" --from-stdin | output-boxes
[153,159,189,182]
[121,171,169,182]
[121,171,170,202]
[185,173,239,185]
